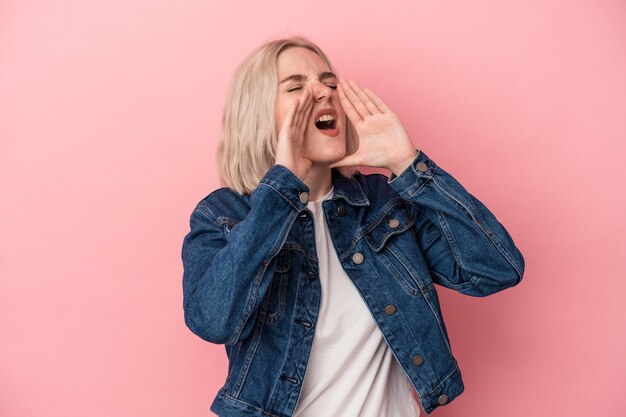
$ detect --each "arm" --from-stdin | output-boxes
[388,149,525,296]
[181,164,310,344]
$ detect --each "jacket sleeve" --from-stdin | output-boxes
[181,164,310,345]
[387,149,525,296]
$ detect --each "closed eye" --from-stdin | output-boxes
[287,84,338,93]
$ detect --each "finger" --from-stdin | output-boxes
[347,79,382,115]
[284,98,300,131]
[337,82,364,123]
[328,151,361,169]
[294,88,312,127]
[300,92,314,132]
[362,87,391,114]
[339,78,372,119]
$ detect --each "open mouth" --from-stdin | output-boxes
[314,109,337,131]
[315,114,336,130]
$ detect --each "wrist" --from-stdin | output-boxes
[388,148,419,177]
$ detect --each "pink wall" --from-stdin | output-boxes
[1,1,625,416]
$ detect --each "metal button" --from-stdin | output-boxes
[412,355,424,366]
[352,252,364,264]
[416,162,428,173]
[299,191,309,204]
[337,205,347,216]
[384,304,396,315]
[438,394,448,405]
[388,218,400,228]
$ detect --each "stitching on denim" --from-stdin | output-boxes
[419,285,453,354]
[436,211,466,270]
[431,173,523,282]
[430,270,474,291]
[421,360,460,398]
[345,200,409,261]
[386,240,430,293]
[366,217,415,252]
[362,200,411,235]
[225,264,266,346]
[219,388,280,417]
[224,341,243,390]
[192,207,219,226]
[226,210,296,345]
[265,271,288,324]
[404,163,437,199]
[269,339,309,407]
[257,182,300,211]
[386,241,453,354]
[361,256,440,390]
[377,247,422,297]
[282,241,317,263]
[232,305,267,398]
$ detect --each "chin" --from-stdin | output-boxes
[307,145,346,165]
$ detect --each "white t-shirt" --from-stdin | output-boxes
[293,185,420,417]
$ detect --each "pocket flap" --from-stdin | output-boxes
[364,202,414,252]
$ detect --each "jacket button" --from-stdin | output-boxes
[416,162,428,173]
[388,218,400,228]
[412,355,424,366]
[299,192,309,204]
[352,252,364,264]
[384,304,396,315]
[337,205,347,216]
[438,394,448,405]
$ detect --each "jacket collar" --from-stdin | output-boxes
[330,168,370,207]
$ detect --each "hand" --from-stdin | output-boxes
[328,78,418,175]
[275,87,315,181]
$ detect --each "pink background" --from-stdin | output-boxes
[2,1,625,416]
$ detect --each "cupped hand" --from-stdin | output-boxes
[328,78,418,175]
[274,87,315,181]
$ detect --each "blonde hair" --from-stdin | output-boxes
[216,35,360,195]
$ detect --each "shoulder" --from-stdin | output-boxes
[192,187,250,224]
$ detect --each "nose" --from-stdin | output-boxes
[311,82,333,102]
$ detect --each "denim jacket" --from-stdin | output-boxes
[181,149,525,416]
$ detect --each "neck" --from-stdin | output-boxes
[304,164,333,201]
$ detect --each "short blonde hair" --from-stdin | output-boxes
[216,35,360,195]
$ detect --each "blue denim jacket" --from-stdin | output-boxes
[181,149,525,416]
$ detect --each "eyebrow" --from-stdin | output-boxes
[279,71,338,85]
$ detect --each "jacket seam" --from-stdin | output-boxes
[402,168,433,199]
[192,207,218,226]
[218,388,280,417]
[436,210,467,271]
[256,182,302,211]
[232,304,267,397]
[431,173,523,279]
[420,360,460,398]
[225,202,299,345]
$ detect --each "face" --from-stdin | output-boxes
[274,46,347,165]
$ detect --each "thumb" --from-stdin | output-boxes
[329,153,360,169]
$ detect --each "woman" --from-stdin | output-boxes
[181,35,525,417]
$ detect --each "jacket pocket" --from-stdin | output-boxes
[262,249,291,324]
[364,202,432,295]
[363,202,415,251]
